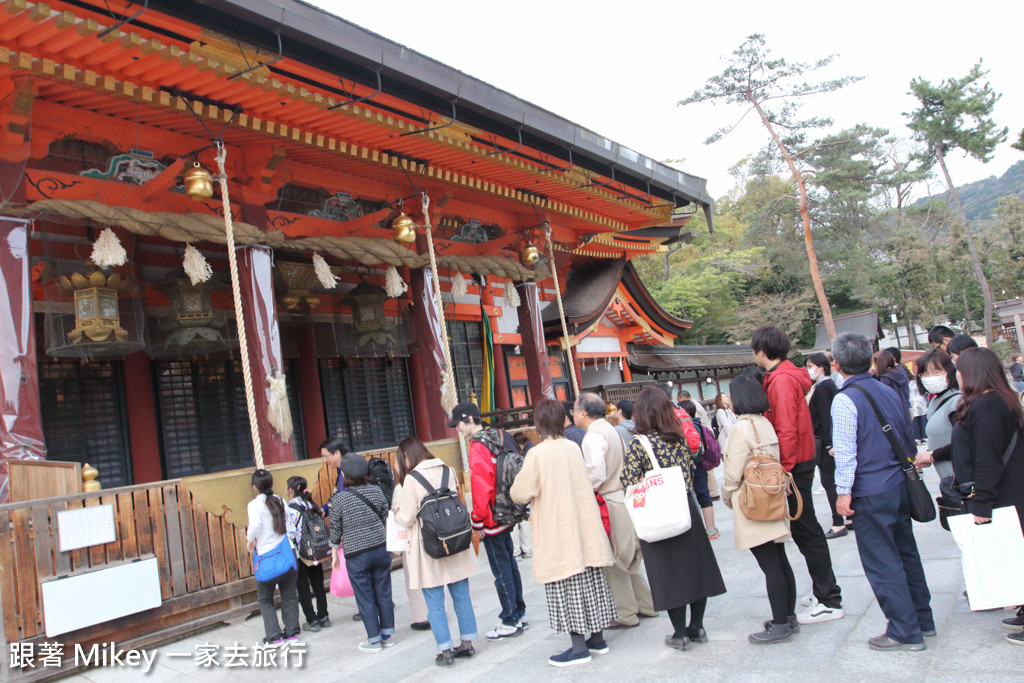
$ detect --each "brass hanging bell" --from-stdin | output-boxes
[183,161,214,201]
[391,211,417,245]
[520,242,540,267]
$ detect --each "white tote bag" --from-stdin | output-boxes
[624,435,692,542]
[385,511,409,553]
[948,506,1024,611]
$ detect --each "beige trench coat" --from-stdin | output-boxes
[393,459,479,591]
[510,436,613,584]
[722,414,791,551]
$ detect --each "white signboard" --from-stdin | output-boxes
[57,504,116,552]
[41,557,162,637]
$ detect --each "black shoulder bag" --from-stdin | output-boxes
[846,383,937,523]
[348,487,388,524]
[936,431,1019,530]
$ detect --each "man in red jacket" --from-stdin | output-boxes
[753,325,844,625]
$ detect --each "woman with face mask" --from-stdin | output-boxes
[913,349,961,480]
[805,353,846,537]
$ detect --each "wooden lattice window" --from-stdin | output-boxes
[448,320,483,403]
[39,360,132,487]
[320,357,415,451]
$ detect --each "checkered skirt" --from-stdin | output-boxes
[544,566,616,634]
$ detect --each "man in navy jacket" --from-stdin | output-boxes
[831,332,935,652]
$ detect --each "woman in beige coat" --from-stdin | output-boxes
[393,438,479,667]
[721,376,798,645]
[511,399,615,668]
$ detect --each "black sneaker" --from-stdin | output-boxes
[435,650,455,667]
[319,616,332,628]
[1002,607,1024,631]
[763,615,800,634]
[548,647,591,667]
[453,644,476,658]
[749,622,794,644]
[303,620,321,633]
[585,636,609,654]
[410,621,431,631]
[664,634,689,650]
[1008,632,1024,646]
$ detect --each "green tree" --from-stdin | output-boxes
[906,62,1008,345]
[680,34,862,339]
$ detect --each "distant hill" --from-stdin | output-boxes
[917,160,1024,221]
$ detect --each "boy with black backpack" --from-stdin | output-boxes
[449,402,528,640]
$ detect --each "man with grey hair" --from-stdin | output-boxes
[574,392,656,628]
[830,332,934,652]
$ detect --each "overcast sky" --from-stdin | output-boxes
[311,0,1023,205]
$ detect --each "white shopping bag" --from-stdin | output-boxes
[948,506,1024,611]
[623,435,692,542]
[386,510,409,553]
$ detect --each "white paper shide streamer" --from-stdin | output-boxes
[451,271,468,299]
[312,252,339,289]
[503,282,521,309]
[90,228,127,268]
[182,243,213,285]
[266,370,294,443]
[385,264,408,298]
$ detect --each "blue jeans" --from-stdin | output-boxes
[422,578,479,651]
[346,545,395,643]
[693,465,712,508]
[852,484,934,644]
[481,530,525,626]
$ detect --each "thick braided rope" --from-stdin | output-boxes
[216,141,263,468]
[421,192,459,414]
[545,223,579,395]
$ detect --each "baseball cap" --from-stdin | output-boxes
[447,401,482,428]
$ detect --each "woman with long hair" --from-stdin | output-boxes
[712,392,737,446]
[394,437,479,667]
[722,375,798,644]
[511,399,615,667]
[247,469,300,646]
[948,347,1024,645]
[620,387,726,651]
[912,349,961,480]
[806,352,845,538]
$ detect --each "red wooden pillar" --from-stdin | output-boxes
[0,218,43,502]
[294,323,326,459]
[409,267,452,440]
[516,282,554,401]
[124,352,162,482]
[236,245,292,464]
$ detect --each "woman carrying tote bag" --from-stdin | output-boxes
[620,387,726,652]
[246,469,300,647]
[722,376,798,645]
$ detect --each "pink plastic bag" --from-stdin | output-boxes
[329,549,353,597]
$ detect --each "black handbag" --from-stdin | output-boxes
[846,384,936,523]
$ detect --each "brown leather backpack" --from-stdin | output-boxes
[738,418,803,522]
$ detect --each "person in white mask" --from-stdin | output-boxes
[912,349,961,480]
[805,353,846,538]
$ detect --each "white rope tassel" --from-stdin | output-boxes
[90,227,127,268]
[422,191,459,417]
[266,369,294,443]
[545,223,579,395]
[503,280,521,309]
[385,265,408,298]
[182,243,213,285]
[215,141,264,469]
[312,252,339,289]
[451,271,468,299]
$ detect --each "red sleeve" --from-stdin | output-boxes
[468,441,495,529]
[681,418,702,454]
[765,376,800,471]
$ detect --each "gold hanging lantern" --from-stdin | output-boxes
[520,242,540,267]
[58,270,130,344]
[183,161,214,201]
[391,211,417,245]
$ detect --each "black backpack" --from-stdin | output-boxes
[408,467,473,559]
[479,431,529,526]
[367,457,396,505]
[289,502,332,563]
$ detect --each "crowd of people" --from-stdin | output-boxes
[244,323,1024,668]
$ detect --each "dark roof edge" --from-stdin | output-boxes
[152,0,713,211]
[542,259,626,339]
[621,262,691,336]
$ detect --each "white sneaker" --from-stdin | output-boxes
[486,623,524,640]
[801,593,817,607]
[797,602,845,624]
[516,619,530,631]
[358,641,382,653]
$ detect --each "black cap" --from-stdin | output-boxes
[447,402,481,428]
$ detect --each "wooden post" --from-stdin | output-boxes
[124,351,163,482]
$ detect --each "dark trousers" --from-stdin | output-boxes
[693,466,712,508]
[816,442,845,528]
[789,465,842,608]
[750,541,797,624]
[347,545,395,643]
[913,415,927,441]
[296,560,328,623]
[256,566,300,641]
[853,484,934,644]
[482,529,526,626]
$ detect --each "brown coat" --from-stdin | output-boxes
[394,459,479,591]
[583,418,642,573]
[510,436,613,583]
[722,415,791,551]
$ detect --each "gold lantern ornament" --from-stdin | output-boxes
[183,161,214,201]
[520,242,540,268]
[390,211,417,246]
[58,269,130,344]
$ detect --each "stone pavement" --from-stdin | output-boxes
[63,467,1022,683]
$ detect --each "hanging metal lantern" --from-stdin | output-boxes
[157,276,227,347]
[343,276,389,334]
[59,270,129,344]
[520,242,540,267]
[390,211,417,245]
[183,161,214,201]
